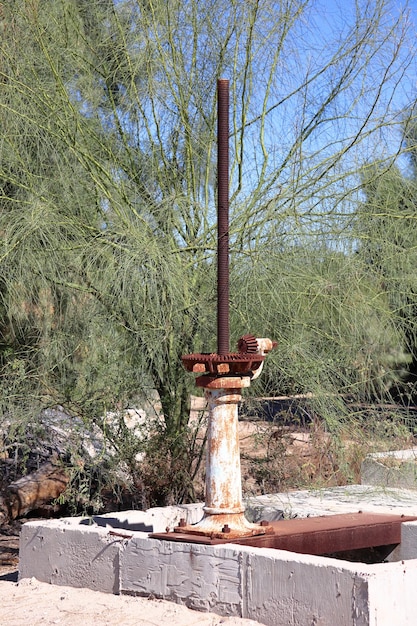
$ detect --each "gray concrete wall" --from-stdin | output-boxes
[19,519,121,593]
[21,520,372,625]
[18,488,417,626]
[361,448,417,491]
[366,559,417,626]
[121,535,373,625]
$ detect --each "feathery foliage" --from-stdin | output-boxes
[0,0,415,505]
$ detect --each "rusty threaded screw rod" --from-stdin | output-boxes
[217,78,230,356]
[177,81,276,540]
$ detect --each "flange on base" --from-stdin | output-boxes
[172,512,272,540]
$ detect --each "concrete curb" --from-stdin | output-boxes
[361,448,417,491]
[18,486,417,625]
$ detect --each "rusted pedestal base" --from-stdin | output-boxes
[187,375,262,539]
[171,512,270,540]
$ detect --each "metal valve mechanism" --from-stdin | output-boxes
[179,335,276,539]
[176,80,276,540]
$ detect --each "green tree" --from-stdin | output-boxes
[355,115,417,392]
[0,0,414,504]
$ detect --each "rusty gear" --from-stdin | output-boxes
[237,334,258,354]
[181,351,264,375]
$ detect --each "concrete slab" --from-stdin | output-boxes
[18,486,417,626]
[121,536,244,615]
[361,448,417,490]
[19,518,121,593]
[248,483,417,518]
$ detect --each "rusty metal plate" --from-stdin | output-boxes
[150,512,417,555]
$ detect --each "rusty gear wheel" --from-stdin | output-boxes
[237,334,259,354]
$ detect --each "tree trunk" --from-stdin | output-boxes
[6,454,69,519]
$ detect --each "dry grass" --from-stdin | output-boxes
[189,395,417,498]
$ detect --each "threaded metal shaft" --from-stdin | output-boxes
[217,78,230,355]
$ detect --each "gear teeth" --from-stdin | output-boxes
[237,334,258,354]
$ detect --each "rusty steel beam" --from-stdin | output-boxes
[233,512,417,554]
[151,512,417,555]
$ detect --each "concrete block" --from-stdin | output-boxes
[388,519,417,562]
[366,559,417,626]
[120,534,243,615]
[17,488,417,625]
[242,546,368,626]
[361,449,417,490]
[19,519,122,593]
[120,537,378,625]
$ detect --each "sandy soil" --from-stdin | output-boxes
[0,577,262,626]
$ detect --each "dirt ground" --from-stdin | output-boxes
[0,519,19,580]
[0,579,262,626]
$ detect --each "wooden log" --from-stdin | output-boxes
[6,454,69,519]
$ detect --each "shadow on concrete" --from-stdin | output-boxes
[0,570,18,582]
[80,516,153,532]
